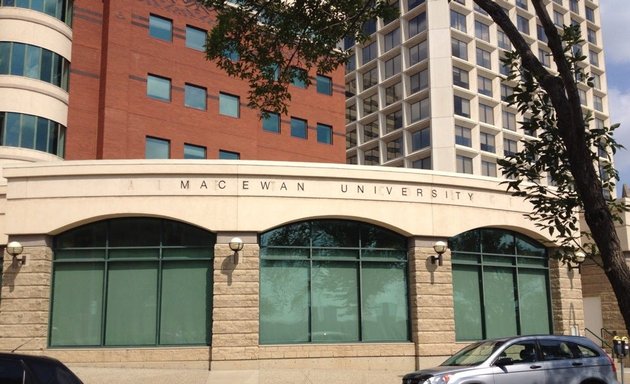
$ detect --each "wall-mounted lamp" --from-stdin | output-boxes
[430,241,448,266]
[229,237,244,264]
[568,251,586,274]
[6,241,25,266]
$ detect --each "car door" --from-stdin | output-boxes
[492,340,546,384]
[537,338,583,384]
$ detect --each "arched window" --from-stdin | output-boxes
[259,219,409,344]
[50,218,215,347]
[450,228,551,341]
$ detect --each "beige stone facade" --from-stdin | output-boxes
[0,159,588,380]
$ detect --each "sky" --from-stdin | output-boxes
[600,0,630,196]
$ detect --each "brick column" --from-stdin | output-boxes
[0,236,52,353]
[211,232,260,369]
[408,237,456,369]
[548,257,585,335]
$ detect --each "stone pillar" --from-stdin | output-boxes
[211,232,260,370]
[408,237,456,369]
[0,235,52,353]
[549,257,585,336]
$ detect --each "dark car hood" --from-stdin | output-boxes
[402,365,479,380]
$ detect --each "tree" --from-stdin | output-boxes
[199,0,630,335]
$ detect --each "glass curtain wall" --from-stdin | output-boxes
[259,220,409,344]
[450,228,552,341]
[50,218,215,347]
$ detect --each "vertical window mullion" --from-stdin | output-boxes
[101,221,111,346]
[156,222,164,345]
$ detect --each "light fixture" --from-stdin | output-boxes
[430,241,448,266]
[229,237,244,264]
[6,241,25,265]
[568,250,586,274]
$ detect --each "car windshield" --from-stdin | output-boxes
[441,340,505,367]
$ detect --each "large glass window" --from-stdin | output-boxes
[0,111,65,157]
[1,0,73,25]
[50,218,215,347]
[147,74,171,101]
[0,42,70,90]
[408,12,427,37]
[450,228,551,341]
[259,220,409,344]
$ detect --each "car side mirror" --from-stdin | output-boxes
[494,357,514,367]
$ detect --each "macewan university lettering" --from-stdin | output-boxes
[178,179,475,202]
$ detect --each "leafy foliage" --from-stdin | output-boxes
[197,0,394,115]
[497,23,626,262]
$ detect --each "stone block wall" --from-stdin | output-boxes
[548,258,585,335]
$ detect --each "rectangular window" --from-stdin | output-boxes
[585,6,595,23]
[479,104,494,125]
[386,137,403,160]
[147,74,171,102]
[362,41,377,64]
[184,84,207,110]
[364,146,380,165]
[454,96,470,118]
[502,110,516,131]
[291,117,308,139]
[516,0,527,9]
[409,41,428,65]
[262,112,280,133]
[476,48,491,69]
[410,98,430,123]
[219,150,240,159]
[497,29,511,50]
[587,28,597,44]
[385,82,402,105]
[570,0,579,14]
[481,160,497,177]
[408,12,427,37]
[384,55,401,79]
[219,93,240,117]
[594,95,603,112]
[362,66,379,90]
[589,50,599,67]
[149,14,172,41]
[411,128,430,151]
[538,49,551,68]
[411,157,431,169]
[537,24,548,43]
[346,54,356,73]
[553,10,564,27]
[578,89,587,105]
[316,75,332,95]
[145,136,170,159]
[291,67,307,88]
[504,138,517,156]
[453,67,469,88]
[184,143,206,159]
[384,28,400,52]
[478,75,493,96]
[455,125,472,147]
[385,109,403,133]
[409,69,429,94]
[480,131,495,152]
[517,15,530,35]
[450,10,467,33]
[408,0,425,10]
[456,155,473,174]
[475,21,490,42]
[185,26,206,51]
[362,120,379,142]
[317,123,333,144]
[452,38,468,60]
[501,84,513,102]
[363,93,379,115]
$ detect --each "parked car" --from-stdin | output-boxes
[402,335,618,384]
[0,352,84,384]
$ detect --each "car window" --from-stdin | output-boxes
[572,342,600,358]
[29,359,82,384]
[442,340,505,366]
[501,341,538,364]
[539,339,575,360]
[0,358,25,384]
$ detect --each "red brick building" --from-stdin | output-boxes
[21,0,347,162]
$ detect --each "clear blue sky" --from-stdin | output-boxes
[601,0,630,196]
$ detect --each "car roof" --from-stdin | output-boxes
[0,352,65,365]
